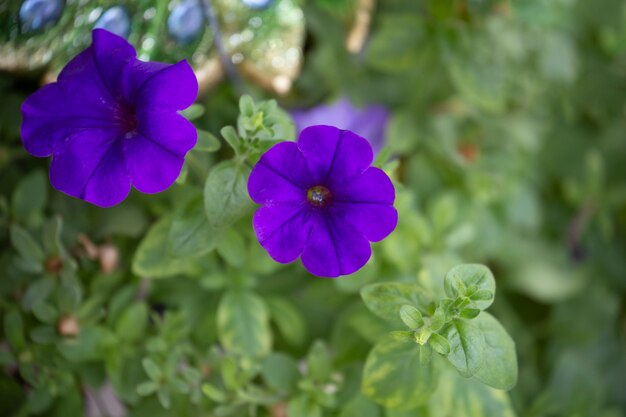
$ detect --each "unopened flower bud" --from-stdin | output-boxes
[58,315,79,337]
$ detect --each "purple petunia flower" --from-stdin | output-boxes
[291,98,389,154]
[21,29,198,207]
[248,125,397,277]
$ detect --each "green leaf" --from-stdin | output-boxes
[115,303,148,343]
[22,278,54,311]
[390,330,414,342]
[472,313,518,390]
[133,217,202,278]
[168,193,219,257]
[444,264,495,310]
[460,308,481,319]
[12,170,47,223]
[57,327,113,362]
[221,126,242,153]
[142,358,163,381]
[340,393,381,417]
[239,95,255,117]
[32,303,58,324]
[181,103,205,120]
[265,296,306,347]
[366,14,427,73]
[136,381,158,396]
[204,160,253,230]
[307,340,332,382]
[399,305,424,329]
[42,216,64,257]
[362,335,438,410]
[288,395,322,417]
[10,225,45,267]
[157,388,171,409]
[4,311,26,351]
[441,319,485,378]
[429,332,451,356]
[27,384,52,414]
[261,353,300,393]
[429,367,517,417]
[361,283,430,325]
[202,384,227,403]
[216,228,246,267]
[195,130,221,152]
[217,290,271,357]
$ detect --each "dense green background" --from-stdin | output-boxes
[1,0,626,416]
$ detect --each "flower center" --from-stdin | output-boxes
[114,103,138,136]
[307,185,332,207]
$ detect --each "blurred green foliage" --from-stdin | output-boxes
[1,0,626,416]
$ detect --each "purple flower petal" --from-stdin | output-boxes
[297,125,372,185]
[331,202,398,242]
[123,133,184,194]
[291,98,390,154]
[332,167,395,204]
[248,125,396,278]
[20,29,198,207]
[50,129,130,207]
[21,85,113,157]
[91,29,136,97]
[253,203,313,263]
[134,60,198,110]
[136,107,197,155]
[300,211,372,277]
[248,142,312,204]
[119,61,169,103]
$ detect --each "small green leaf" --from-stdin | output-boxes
[362,335,438,410]
[195,130,221,152]
[136,381,158,396]
[217,290,272,357]
[261,353,299,393]
[22,278,54,311]
[429,333,451,356]
[361,283,430,325]
[12,170,47,224]
[115,303,148,343]
[288,395,322,417]
[431,366,517,417]
[442,319,485,378]
[168,193,219,257]
[10,225,45,266]
[157,388,171,409]
[181,103,205,120]
[472,313,518,390]
[390,330,414,342]
[470,290,494,301]
[399,305,424,329]
[444,264,495,310]
[202,383,227,402]
[221,126,241,153]
[265,296,306,347]
[340,393,381,417]
[307,340,332,382]
[57,327,113,362]
[42,216,64,257]
[216,228,246,267]
[460,308,481,319]
[204,160,253,230]
[4,311,26,351]
[133,217,202,278]
[32,303,58,324]
[239,95,255,117]
[27,384,52,414]
[142,358,162,381]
